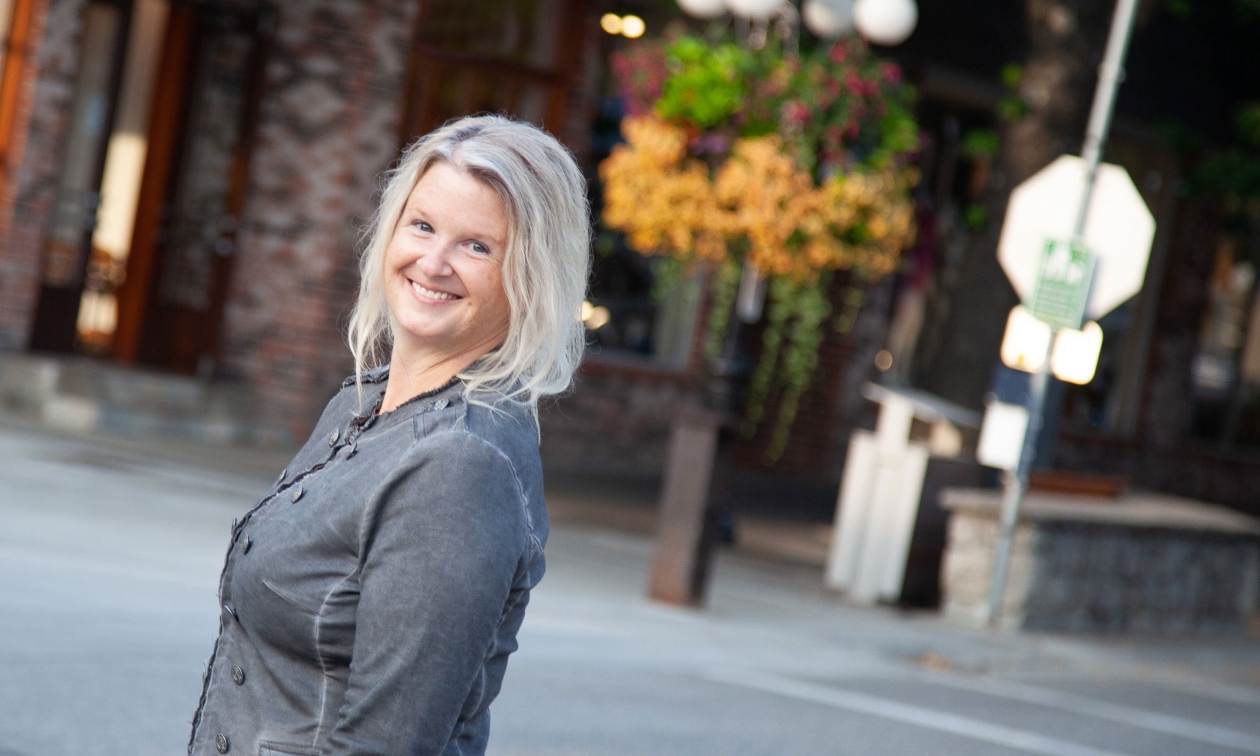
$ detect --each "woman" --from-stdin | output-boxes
[188,115,590,756]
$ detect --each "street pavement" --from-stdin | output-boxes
[2,422,1260,756]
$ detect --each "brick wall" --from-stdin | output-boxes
[217,0,418,440]
[0,0,83,348]
[541,272,895,484]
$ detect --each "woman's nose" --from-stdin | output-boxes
[416,244,454,277]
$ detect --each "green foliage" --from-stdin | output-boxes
[607,34,920,463]
[1192,149,1260,199]
[742,276,795,435]
[999,63,1022,90]
[742,275,834,463]
[649,256,687,304]
[1165,110,1260,203]
[777,39,920,176]
[767,277,832,462]
[703,259,743,362]
[1237,102,1260,148]
[629,34,920,177]
[1164,0,1192,19]
[593,228,618,257]
[833,283,866,334]
[996,63,1029,122]
[655,37,751,129]
[964,203,989,230]
[962,129,1000,159]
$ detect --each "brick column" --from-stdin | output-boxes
[0,0,86,349]
[218,0,418,441]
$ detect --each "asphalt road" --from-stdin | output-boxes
[2,424,1259,756]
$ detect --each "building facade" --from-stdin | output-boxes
[1,0,1258,521]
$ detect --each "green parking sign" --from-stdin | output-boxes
[1028,240,1095,331]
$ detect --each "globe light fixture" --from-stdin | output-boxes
[677,0,727,19]
[802,0,854,38]
[600,13,622,34]
[852,0,917,46]
[724,0,786,21]
[620,14,646,38]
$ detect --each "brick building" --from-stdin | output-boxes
[1,0,1259,522]
[0,0,605,439]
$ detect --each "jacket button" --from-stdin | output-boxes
[328,428,340,445]
[216,733,230,753]
[291,485,304,503]
[231,665,245,685]
[241,536,251,554]
[276,467,287,483]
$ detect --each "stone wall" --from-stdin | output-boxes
[0,0,84,348]
[1023,521,1260,634]
[217,0,418,440]
[942,492,1260,634]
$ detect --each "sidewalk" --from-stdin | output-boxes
[3,415,1259,755]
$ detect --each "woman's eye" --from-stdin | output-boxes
[471,242,489,254]
[413,220,432,233]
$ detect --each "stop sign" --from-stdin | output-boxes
[997,155,1156,320]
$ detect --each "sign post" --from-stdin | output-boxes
[986,0,1148,627]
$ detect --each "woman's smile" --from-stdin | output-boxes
[408,279,461,303]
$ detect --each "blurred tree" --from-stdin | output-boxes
[918,0,1113,409]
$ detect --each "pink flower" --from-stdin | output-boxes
[828,44,848,65]
[879,61,902,84]
[781,99,811,128]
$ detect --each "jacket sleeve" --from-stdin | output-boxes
[322,432,530,755]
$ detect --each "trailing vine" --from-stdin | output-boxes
[601,34,918,461]
[769,275,833,461]
[704,258,744,362]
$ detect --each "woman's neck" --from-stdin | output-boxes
[380,338,497,413]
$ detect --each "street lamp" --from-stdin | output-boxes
[724,0,786,20]
[676,0,728,19]
[852,0,917,45]
[802,0,855,38]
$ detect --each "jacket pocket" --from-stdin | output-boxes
[261,578,322,614]
[258,741,319,756]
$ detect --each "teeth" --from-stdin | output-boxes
[411,281,457,301]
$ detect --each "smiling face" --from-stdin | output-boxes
[384,161,511,367]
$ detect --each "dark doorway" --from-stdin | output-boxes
[27,0,131,353]
[113,1,269,374]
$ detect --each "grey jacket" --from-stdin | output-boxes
[189,367,548,756]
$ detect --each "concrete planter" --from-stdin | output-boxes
[941,488,1260,634]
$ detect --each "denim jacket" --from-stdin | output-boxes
[189,366,547,756]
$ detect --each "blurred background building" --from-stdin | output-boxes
[0,0,1258,521]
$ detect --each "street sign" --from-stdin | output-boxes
[1028,240,1096,330]
[998,155,1155,320]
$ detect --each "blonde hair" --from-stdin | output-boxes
[348,115,591,416]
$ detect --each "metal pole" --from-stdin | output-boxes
[986,345,1052,626]
[986,0,1142,627]
[1073,0,1142,239]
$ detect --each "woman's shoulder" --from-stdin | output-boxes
[442,389,539,479]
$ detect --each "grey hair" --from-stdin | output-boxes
[347,114,591,417]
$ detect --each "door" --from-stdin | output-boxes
[114,1,268,374]
[27,0,130,352]
[401,0,584,143]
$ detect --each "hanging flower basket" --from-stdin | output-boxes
[601,34,920,461]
